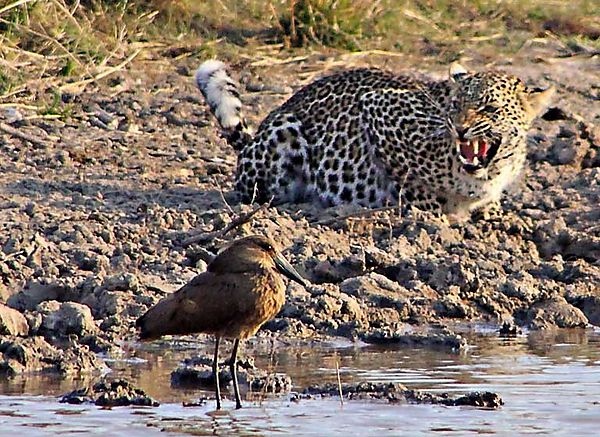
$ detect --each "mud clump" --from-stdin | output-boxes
[37,301,98,338]
[0,304,28,336]
[0,336,104,376]
[301,381,503,409]
[60,379,160,407]
[523,296,588,329]
[359,329,468,351]
[171,355,292,394]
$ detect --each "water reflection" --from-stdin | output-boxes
[0,328,599,436]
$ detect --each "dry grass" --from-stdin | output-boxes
[0,0,152,104]
[0,0,598,105]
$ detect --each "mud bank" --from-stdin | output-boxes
[0,44,598,376]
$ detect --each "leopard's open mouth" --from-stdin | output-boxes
[456,137,500,173]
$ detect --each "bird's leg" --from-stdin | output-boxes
[230,338,242,409]
[213,336,221,410]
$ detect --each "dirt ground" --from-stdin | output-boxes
[0,41,599,375]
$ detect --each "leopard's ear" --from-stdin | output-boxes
[449,62,468,81]
[523,86,555,120]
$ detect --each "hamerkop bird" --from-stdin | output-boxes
[136,235,307,410]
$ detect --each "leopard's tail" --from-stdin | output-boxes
[195,60,252,151]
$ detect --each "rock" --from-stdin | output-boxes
[577,296,600,326]
[0,336,58,375]
[24,311,42,334]
[525,296,588,329]
[548,138,578,165]
[436,391,503,408]
[94,380,160,407]
[248,373,293,394]
[533,219,600,263]
[38,301,97,337]
[360,329,468,351]
[427,261,479,294]
[301,381,503,408]
[0,304,29,336]
[80,334,114,354]
[302,381,409,402]
[61,379,159,407]
[312,255,365,284]
[433,292,472,319]
[81,289,135,319]
[339,273,410,312]
[366,307,404,330]
[102,273,140,292]
[498,321,522,337]
[7,280,79,311]
[501,272,540,304]
[339,293,365,322]
[56,343,105,375]
[565,285,600,326]
[59,387,94,404]
[0,336,104,376]
[316,295,343,316]
[170,355,221,387]
[72,249,110,272]
[170,355,292,394]
[262,317,317,338]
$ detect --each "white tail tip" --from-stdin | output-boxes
[195,60,227,90]
[194,59,242,130]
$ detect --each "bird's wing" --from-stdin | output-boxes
[136,270,259,339]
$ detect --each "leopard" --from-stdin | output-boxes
[195,60,554,219]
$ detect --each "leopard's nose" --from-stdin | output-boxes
[456,126,467,141]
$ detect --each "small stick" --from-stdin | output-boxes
[340,49,406,59]
[215,177,235,215]
[249,182,258,206]
[335,355,344,407]
[48,0,82,32]
[0,103,38,110]
[249,55,309,67]
[59,49,141,92]
[0,0,37,16]
[0,122,49,148]
[181,201,271,247]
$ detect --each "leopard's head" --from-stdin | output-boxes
[447,62,554,176]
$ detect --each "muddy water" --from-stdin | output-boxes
[1,328,599,436]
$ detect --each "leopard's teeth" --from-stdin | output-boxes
[472,139,480,155]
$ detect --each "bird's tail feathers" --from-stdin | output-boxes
[136,294,182,340]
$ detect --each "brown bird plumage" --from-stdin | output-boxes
[136,235,307,410]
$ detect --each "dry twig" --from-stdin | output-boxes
[0,121,50,148]
[335,355,344,407]
[0,0,37,16]
[250,55,309,67]
[181,201,272,247]
[59,49,141,93]
[48,0,82,32]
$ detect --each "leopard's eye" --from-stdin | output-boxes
[481,104,499,113]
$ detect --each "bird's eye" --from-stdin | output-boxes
[258,241,273,252]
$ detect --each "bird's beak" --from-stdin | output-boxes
[274,254,308,288]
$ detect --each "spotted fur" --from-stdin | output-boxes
[198,61,554,217]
